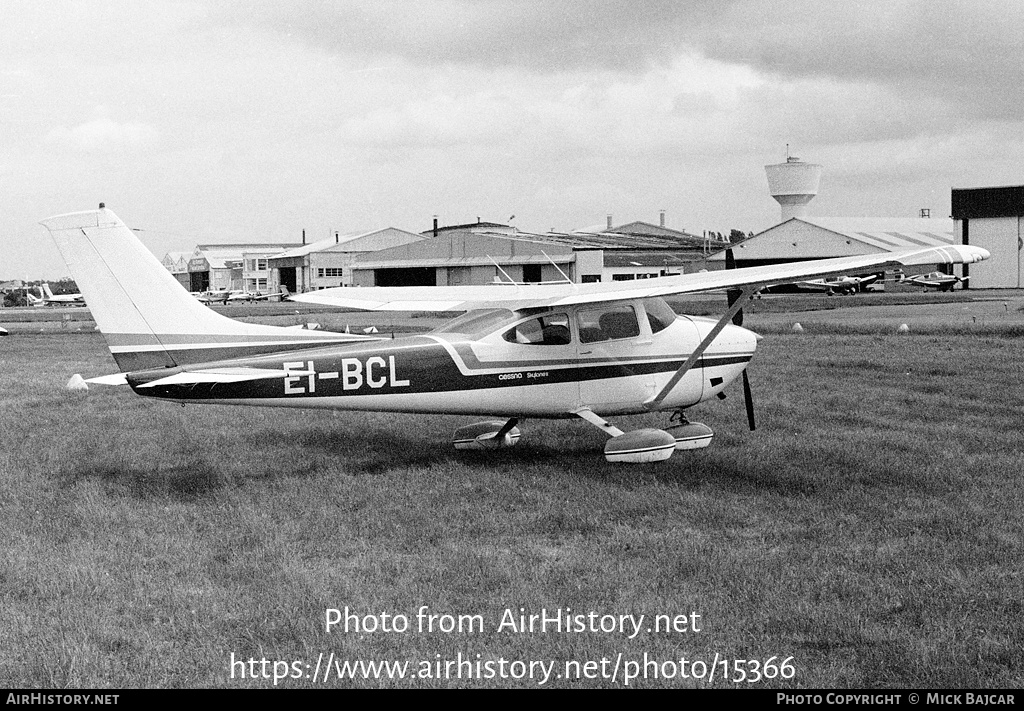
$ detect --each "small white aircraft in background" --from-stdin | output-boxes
[25,287,46,307]
[40,283,85,306]
[194,288,289,305]
[226,288,290,303]
[193,289,233,305]
[41,207,989,463]
[795,273,880,295]
[899,270,969,292]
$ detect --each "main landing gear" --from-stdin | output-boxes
[450,410,714,463]
[575,408,713,463]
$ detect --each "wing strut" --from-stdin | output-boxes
[644,286,760,411]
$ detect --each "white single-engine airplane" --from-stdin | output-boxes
[195,288,289,305]
[899,270,969,292]
[795,273,880,295]
[41,208,989,463]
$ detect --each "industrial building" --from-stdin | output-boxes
[174,243,300,293]
[265,227,424,293]
[161,252,190,289]
[952,185,1024,288]
[347,217,724,287]
[0,279,25,294]
[721,216,957,269]
[155,156,1023,294]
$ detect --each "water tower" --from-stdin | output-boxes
[765,155,822,222]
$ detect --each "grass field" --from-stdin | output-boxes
[1,303,1022,688]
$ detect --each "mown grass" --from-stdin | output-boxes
[1,330,1021,688]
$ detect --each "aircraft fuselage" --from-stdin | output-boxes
[124,303,757,418]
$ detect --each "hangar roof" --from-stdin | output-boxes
[477,222,721,253]
[191,244,298,269]
[952,185,1024,219]
[709,216,955,262]
[602,251,697,268]
[270,228,424,260]
[796,217,954,249]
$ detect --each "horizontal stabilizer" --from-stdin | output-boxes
[136,367,292,389]
[85,373,129,386]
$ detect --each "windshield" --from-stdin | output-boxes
[432,308,519,337]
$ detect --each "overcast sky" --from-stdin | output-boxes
[3,0,1023,277]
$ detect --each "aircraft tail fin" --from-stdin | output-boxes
[40,208,371,371]
[41,283,55,299]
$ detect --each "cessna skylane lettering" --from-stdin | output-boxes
[41,208,990,463]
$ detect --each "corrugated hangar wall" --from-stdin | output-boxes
[953,186,1024,289]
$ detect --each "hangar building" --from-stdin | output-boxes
[952,185,1024,288]
[718,216,956,269]
[347,218,724,287]
[161,252,190,289]
[706,155,964,287]
[179,243,299,293]
[265,227,423,293]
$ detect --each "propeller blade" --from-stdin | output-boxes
[742,369,756,431]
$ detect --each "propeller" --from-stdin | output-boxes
[725,249,756,431]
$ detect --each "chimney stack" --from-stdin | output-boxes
[606,214,613,230]
[659,210,665,228]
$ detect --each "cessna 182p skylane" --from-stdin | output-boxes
[41,208,989,463]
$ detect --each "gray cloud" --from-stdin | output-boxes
[212,0,730,73]
[214,0,1024,119]
[688,1,1024,117]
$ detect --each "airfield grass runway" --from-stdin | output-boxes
[1,296,1022,688]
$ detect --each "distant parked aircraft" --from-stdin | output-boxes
[194,289,289,305]
[795,274,880,295]
[41,283,85,306]
[226,289,290,303]
[899,271,968,292]
[25,287,46,307]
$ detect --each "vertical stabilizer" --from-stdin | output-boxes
[40,208,370,371]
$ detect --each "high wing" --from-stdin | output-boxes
[291,245,989,312]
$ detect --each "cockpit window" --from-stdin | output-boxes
[502,313,571,346]
[433,309,517,337]
[643,297,677,334]
[578,305,640,343]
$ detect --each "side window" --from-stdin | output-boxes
[643,297,677,334]
[502,313,571,346]
[578,305,640,344]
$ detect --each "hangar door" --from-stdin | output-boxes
[278,267,297,294]
[374,268,436,287]
[968,217,1023,288]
